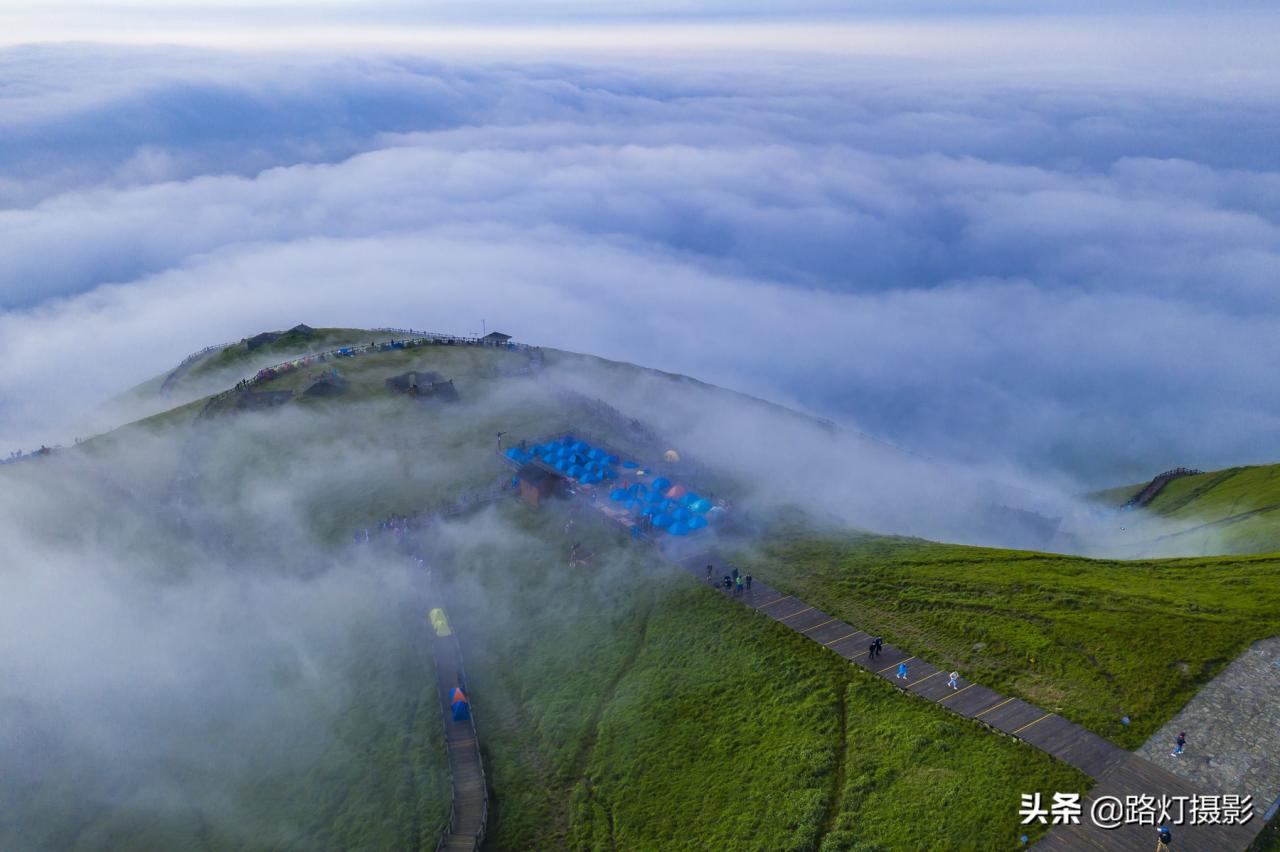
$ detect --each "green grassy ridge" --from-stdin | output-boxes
[734,528,1280,750]
[102,327,386,412]
[1095,464,1280,555]
[184,327,379,382]
[442,504,1089,851]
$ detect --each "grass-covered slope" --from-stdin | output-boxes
[736,529,1280,749]
[436,505,1089,851]
[1098,464,1280,555]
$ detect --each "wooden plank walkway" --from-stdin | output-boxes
[431,632,488,852]
[679,552,1266,851]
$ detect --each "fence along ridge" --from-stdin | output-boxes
[199,331,539,410]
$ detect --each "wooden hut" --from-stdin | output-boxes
[517,464,561,507]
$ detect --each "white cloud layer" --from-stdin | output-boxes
[1,31,1279,486]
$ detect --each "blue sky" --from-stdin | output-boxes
[0,7,1278,486]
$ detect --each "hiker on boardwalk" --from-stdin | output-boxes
[874,637,883,657]
[745,574,752,590]
[896,661,909,680]
[1172,732,1186,756]
[947,671,960,690]
[735,575,744,595]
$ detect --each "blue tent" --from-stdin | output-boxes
[622,460,638,469]
[668,522,689,536]
[689,499,712,513]
[680,492,700,506]
[673,507,691,522]
[652,477,672,492]
[688,515,709,530]
[610,488,629,501]
[556,459,570,472]
[651,514,672,528]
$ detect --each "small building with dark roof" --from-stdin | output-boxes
[385,371,459,402]
[516,464,562,507]
[481,331,513,346]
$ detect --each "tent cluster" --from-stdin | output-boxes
[254,354,325,382]
[607,477,713,537]
[504,435,625,486]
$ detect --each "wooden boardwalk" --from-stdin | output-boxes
[680,552,1266,851]
[430,632,488,852]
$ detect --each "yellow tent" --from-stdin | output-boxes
[663,449,680,462]
[429,607,452,637]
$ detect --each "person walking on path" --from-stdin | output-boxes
[868,641,878,659]
[874,637,883,657]
[947,671,960,690]
[723,575,732,591]
[735,575,744,595]
[745,574,752,590]
[1172,732,1186,756]
[896,661,909,680]
[705,563,713,581]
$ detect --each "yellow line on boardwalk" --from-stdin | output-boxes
[778,606,814,622]
[877,656,915,674]
[938,683,975,702]
[1012,713,1053,735]
[908,670,943,688]
[824,631,864,646]
[803,618,836,633]
[756,595,792,610]
[973,697,1016,719]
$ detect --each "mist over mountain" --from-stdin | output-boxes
[3,20,1280,486]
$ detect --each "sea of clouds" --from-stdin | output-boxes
[1,15,1279,486]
